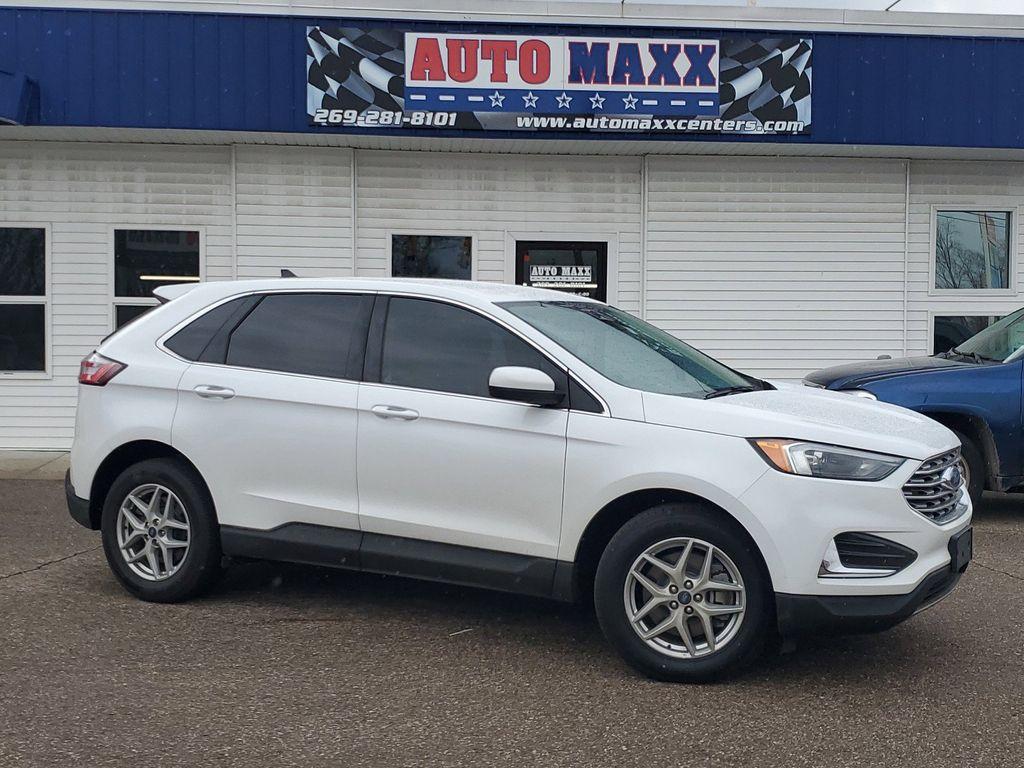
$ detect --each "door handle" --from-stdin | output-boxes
[193,385,236,400]
[371,404,419,421]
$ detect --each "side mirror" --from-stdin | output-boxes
[489,366,565,407]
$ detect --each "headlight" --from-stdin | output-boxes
[750,439,905,481]
[841,389,876,400]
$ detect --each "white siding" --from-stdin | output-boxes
[0,142,233,450]
[9,139,1024,451]
[906,160,1024,356]
[645,156,909,380]
[354,151,643,312]
[235,146,354,278]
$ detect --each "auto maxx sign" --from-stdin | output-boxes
[307,27,812,136]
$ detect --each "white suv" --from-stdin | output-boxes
[67,279,973,681]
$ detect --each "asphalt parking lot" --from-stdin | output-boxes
[1,478,1022,767]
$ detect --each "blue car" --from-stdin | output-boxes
[805,308,1024,507]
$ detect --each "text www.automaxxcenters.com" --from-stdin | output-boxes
[515,115,807,134]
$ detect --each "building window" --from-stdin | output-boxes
[114,229,201,328]
[391,234,472,280]
[933,315,1003,354]
[0,227,47,373]
[934,211,1012,291]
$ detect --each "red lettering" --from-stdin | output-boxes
[519,39,551,85]
[481,40,517,83]
[446,39,479,83]
[410,37,446,82]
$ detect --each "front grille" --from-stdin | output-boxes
[834,532,917,571]
[902,448,967,524]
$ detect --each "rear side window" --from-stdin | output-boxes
[164,296,256,361]
[226,293,372,379]
[379,297,563,398]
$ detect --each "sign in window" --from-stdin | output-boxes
[516,241,607,301]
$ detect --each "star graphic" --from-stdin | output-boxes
[622,93,638,110]
[589,92,606,110]
[522,91,539,109]
[489,91,505,108]
[555,92,573,109]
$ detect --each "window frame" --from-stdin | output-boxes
[388,230,476,280]
[109,225,205,331]
[929,206,1018,297]
[365,292,607,413]
[0,223,52,380]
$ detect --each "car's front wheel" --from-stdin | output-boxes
[101,457,222,602]
[594,503,772,682]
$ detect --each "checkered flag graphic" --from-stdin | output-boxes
[719,38,812,130]
[306,27,406,117]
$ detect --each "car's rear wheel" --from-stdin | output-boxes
[101,458,222,602]
[952,430,985,509]
[594,503,771,682]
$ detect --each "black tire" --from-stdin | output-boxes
[594,503,772,683]
[101,458,222,603]
[952,430,985,509]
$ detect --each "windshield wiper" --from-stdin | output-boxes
[951,347,994,364]
[703,385,761,400]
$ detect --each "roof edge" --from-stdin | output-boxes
[8,1,1024,38]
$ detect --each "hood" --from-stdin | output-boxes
[641,382,957,461]
[803,355,970,390]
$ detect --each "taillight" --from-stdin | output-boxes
[79,352,126,386]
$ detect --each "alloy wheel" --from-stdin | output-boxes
[116,483,191,581]
[623,537,746,659]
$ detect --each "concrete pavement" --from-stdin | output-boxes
[0,477,1022,767]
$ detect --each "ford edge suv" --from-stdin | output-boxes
[66,279,973,682]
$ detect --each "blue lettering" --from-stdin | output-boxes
[568,42,610,85]
[647,43,682,86]
[611,42,645,86]
[683,44,717,87]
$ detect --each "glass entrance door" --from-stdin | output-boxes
[515,241,608,301]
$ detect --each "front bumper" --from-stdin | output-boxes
[65,469,95,530]
[776,562,964,637]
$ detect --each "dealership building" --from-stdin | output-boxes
[2,0,1024,449]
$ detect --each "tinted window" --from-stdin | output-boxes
[380,297,561,398]
[0,305,45,371]
[392,235,472,279]
[226,293,371,379]
[115,230,200,298]
[0,228,45,296]
[165,297,256,361]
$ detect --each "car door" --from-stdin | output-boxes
[172,291,373,532]
[356,295,570,559]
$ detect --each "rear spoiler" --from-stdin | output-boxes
[153,283,201,304]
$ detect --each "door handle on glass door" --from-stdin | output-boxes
[371,405,419,421]
[193,385,236,400]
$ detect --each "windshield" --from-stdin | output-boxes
[501,301,756,397]
[953,307,1024,363]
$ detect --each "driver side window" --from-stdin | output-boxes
[380,297,563,398]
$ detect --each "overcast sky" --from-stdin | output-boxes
[677,0,1024,12]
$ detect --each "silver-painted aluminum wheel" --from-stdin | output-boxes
[623,537,746,659]
[116,484,191,582]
